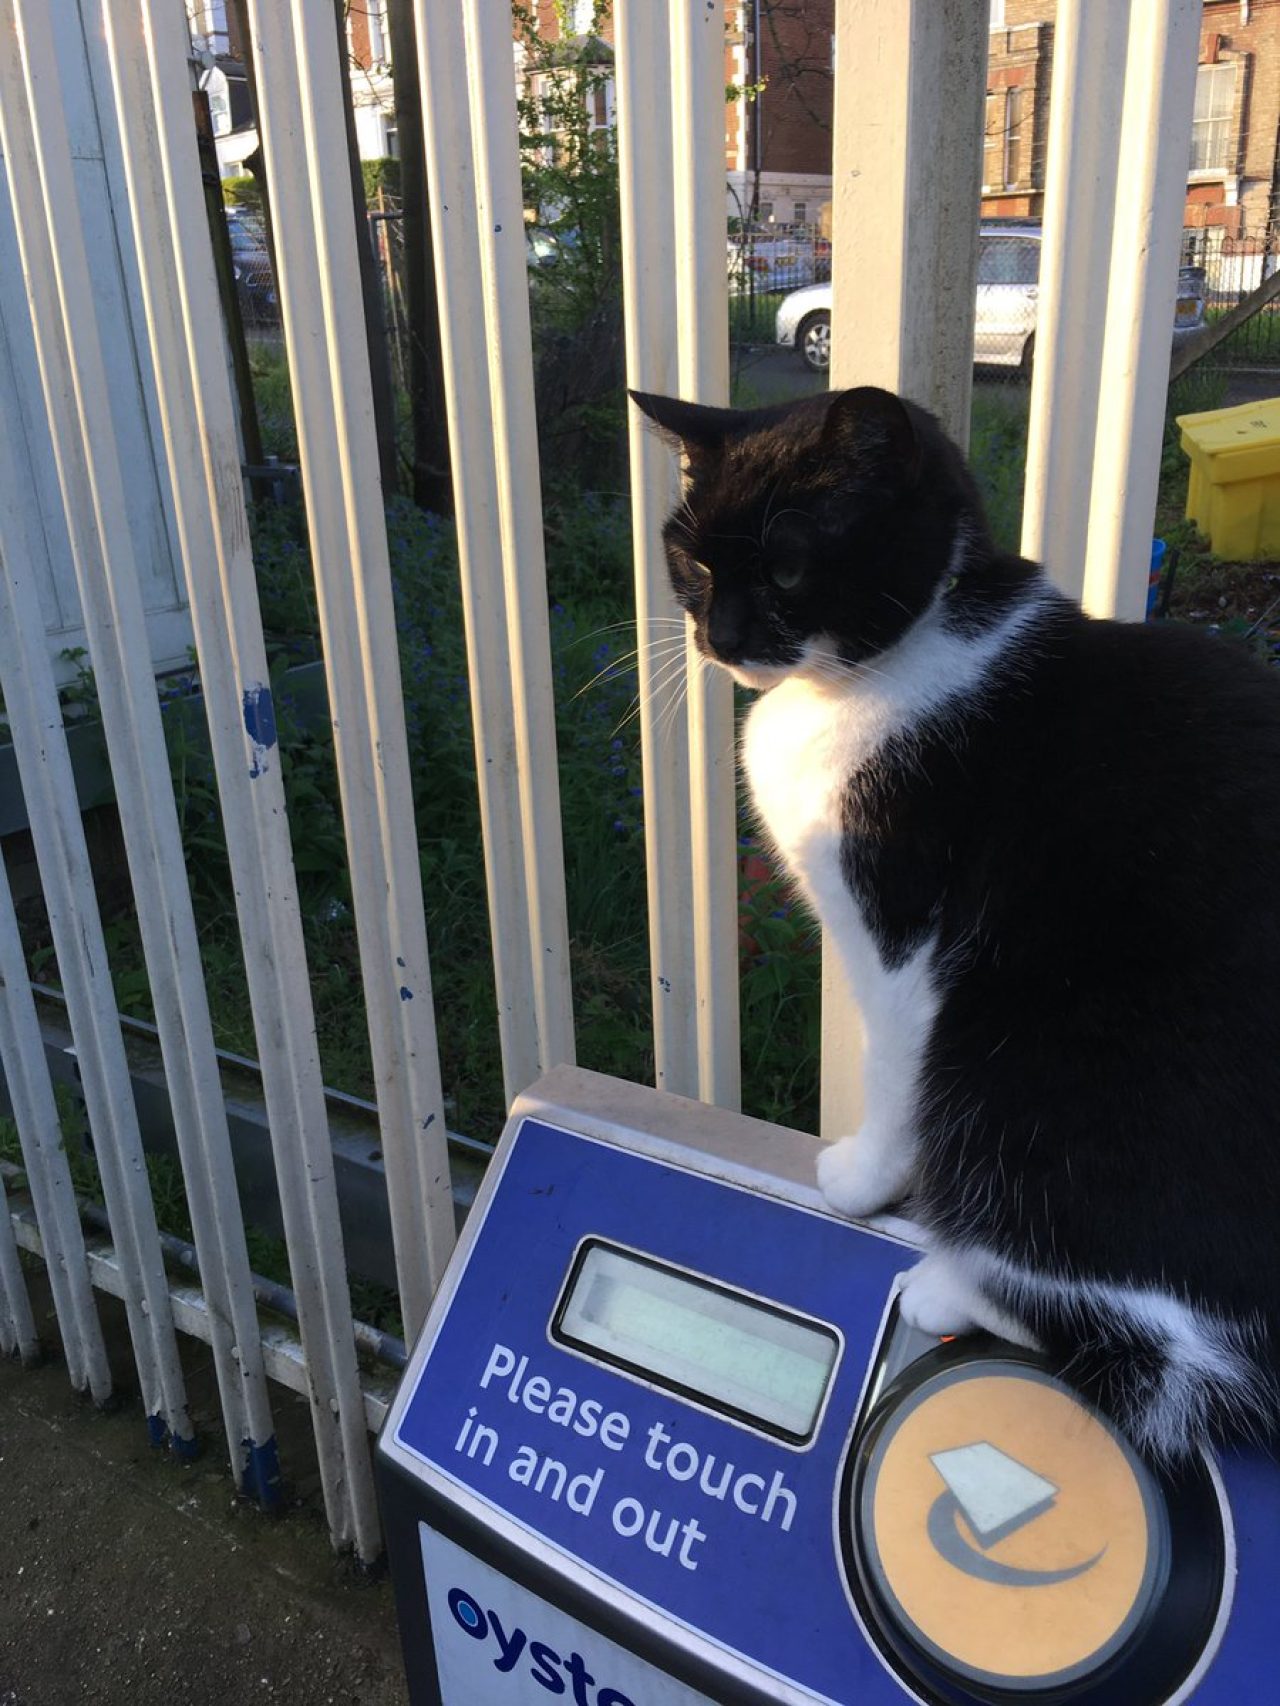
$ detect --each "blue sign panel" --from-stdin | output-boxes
[393,1115,1280,1706]
[396,1118,911,1702]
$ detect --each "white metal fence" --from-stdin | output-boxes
[0,0,1200,1561]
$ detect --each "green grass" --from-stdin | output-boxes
[969,388,1029,553]
[1202,302,1280,365]
[728,289,789,347]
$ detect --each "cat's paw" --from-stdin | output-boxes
[897,1253,1043,1349]
[897,1254,981,1337]
[817,1129,915,1220]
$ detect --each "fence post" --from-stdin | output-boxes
[411,0,576,1105]
[0,1163,37,1364]
[242,0,455,1384]
[823,0,988,1138]
[1021,0,1131,592]
[670,0,741,1113]
[1083,0,1201,621]
[0,851,110,1401]
[0,0,219,1456]
[615,0,700,1099]
[103,0,452,1547]
[461,0,577,1082]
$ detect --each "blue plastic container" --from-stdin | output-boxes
[1148,537,1167,618]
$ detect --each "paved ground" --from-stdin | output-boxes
[733,342,1280,412]
[0,1273,407,1706]
[732,345,1039,408]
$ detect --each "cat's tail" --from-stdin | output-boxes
[1010,1279,1279,1462]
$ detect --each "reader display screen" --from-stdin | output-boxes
[553,1241,840,1442]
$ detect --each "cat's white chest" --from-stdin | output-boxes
[742,676,889,1024]
[742,672,934,1051]
[743,677,877,913]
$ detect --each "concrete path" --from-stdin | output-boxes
[0,1283,407,1706]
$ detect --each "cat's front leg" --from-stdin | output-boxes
[817,1121,918,1219]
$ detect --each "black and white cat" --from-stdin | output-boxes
[633,383,1280,1462]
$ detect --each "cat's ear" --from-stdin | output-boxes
[821,387,921,486]
[629,391,745,468]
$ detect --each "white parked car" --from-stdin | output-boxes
[776,225,1207,375]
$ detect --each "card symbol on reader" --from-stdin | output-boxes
[926,1443,1105,1587]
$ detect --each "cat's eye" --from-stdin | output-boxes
[767,560,805,592]
[691,560,712,577]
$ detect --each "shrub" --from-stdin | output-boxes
[361,156,401,206]
[222,174,262,213]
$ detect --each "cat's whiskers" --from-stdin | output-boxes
[571,634,688,704]
[576,616,687,644]
[656,671,692,750]
[878,589,915,619]
[610,647,694,741]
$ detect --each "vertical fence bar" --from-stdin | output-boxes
[824,0,988,1138]
[3,0,279,1481]
[1021,0,1131,591]
[0,851,110,1401]
[412,0,541,1104]
[615,0,700,1099]
[670,0,741,1112]
[0,1162,37,1363]
[1083,0,1201,621]
[460,0,575,1075]
[0,440,179,1433]
[0,3,195,1451]
[100,0,397,1546]
[243,0,453,1360]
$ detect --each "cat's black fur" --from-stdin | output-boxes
[634,383,1280,1458]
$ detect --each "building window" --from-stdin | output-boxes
[1191,63,1234,172]
[365,0,388,65]
[983,91,1002,189]
[569,0,594,34]
[208,89,231,138]
[793,201,807,225]
[384,123,399,160]
[1003,87,1022,187]
[589,80,613,131]
[757,200,774,225]
[989,0,1006,28]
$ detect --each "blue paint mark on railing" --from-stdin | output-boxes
[149,1411,199,1459]
[240,1434,283,1509]
[243,683,278,779]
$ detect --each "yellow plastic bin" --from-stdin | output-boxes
[1177,397,1280,559]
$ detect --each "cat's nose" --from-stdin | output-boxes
[707,602,749,662]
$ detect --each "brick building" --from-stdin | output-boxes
[983,0,1280,271]
[984,0,1054,219]
[727,2,834,228]
[1185,0,1280,271]
[346,1,398,162]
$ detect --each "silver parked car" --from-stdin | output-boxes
[776,225,1207,375]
